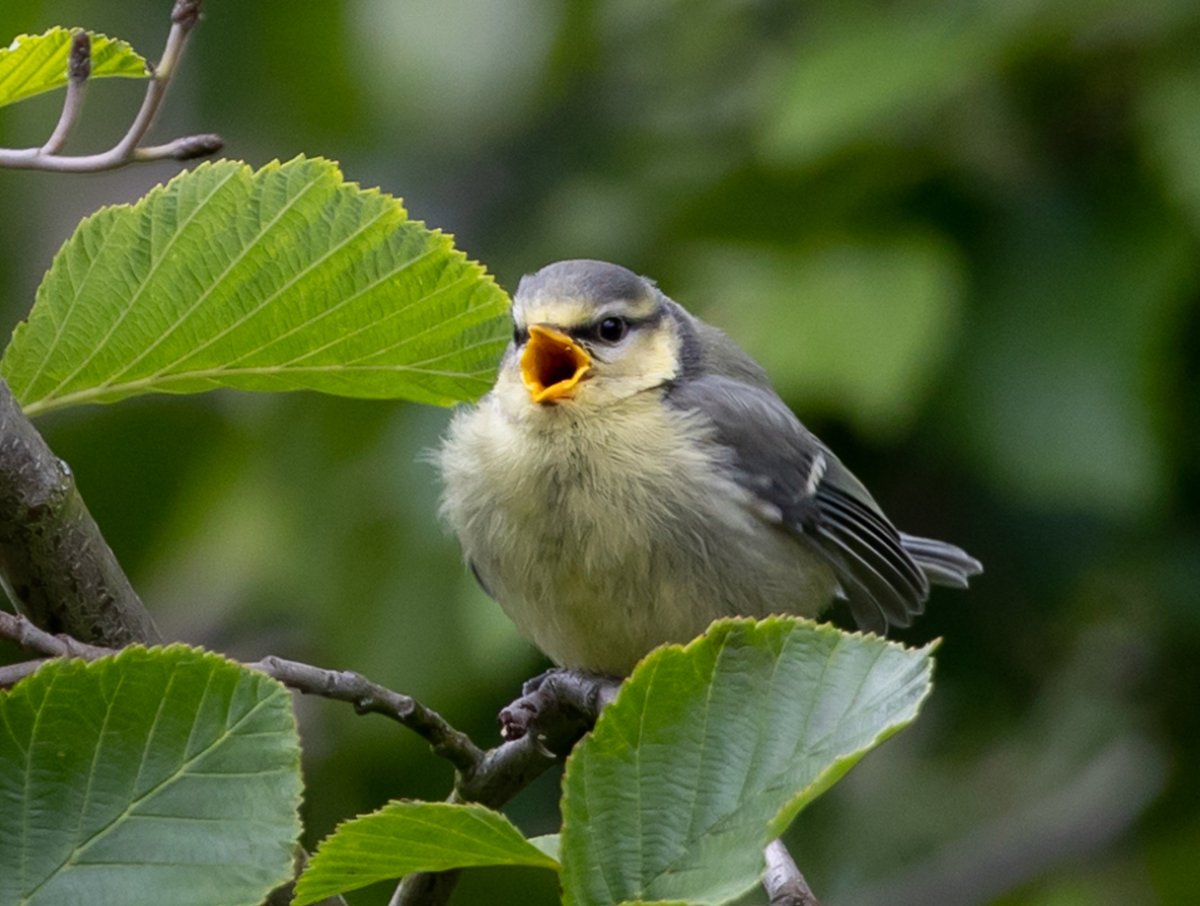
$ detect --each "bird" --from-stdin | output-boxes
[438,259,981,676]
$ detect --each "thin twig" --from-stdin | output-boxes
[0,0,222,173]
[249,655,484,774]
[0,658,48,687]
[764,839,820,906]
[0,610,112,660]
[39,31,91,155]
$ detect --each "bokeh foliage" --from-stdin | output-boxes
[1,1,1197,904]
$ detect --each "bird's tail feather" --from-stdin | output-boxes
[900,533,982,589]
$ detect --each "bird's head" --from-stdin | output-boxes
[497,260,684,414]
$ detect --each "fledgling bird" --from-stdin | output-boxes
[439,260,981,676]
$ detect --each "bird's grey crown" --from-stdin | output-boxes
[515,259,656,310]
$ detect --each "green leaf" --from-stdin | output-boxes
[0,27,147,108]
[294,801,559,904]
[559,617,935,906]
[0,156,510,414]
[0,645,302,906]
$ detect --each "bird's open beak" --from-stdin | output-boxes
[520,325,591,403]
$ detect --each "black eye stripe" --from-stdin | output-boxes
[567,310,662,344]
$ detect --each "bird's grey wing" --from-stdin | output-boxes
[666,374,929,634]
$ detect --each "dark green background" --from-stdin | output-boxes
[2,2,1197,904]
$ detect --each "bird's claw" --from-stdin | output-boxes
[498,698,540,740]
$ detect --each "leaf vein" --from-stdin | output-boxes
[35,165,242,403]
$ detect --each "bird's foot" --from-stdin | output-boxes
[499,668,562,740]
[498,668,621,742]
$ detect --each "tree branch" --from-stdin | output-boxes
[249,655,484,774]
[39,31,91,155]
[765,838,820,906]
[0,657,48,687]
[0,379,160,645]
[0,0,222,173]
[392,669,621,906]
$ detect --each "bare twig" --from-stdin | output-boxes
[0,0,222,173]
[0,658,48,686]
[765,839,820,906]
[39,31,91,155]
[249,655,484,774]
[0,379,160,646]
[0,610,112,660]
[0,610,599,799]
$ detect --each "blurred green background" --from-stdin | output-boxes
[2,1,1198,904]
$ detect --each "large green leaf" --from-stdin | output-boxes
[559,618,935,906]
[0,645,302,906]
[294,801,559,904]
[0,156,510,414]
[0,27,147,108]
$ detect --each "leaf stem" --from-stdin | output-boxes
[0,0,222,173]
[765,838,820,906]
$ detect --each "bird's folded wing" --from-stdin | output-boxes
[666,374,928,633]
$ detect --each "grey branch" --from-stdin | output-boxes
[2,612,609,815]
[0,0,223,173]
[391,670,620,906]
[765,838,820,906]
[38,32,90,155]
[0,610,112,661]
[0,379,160,646]
[249,655,485,774]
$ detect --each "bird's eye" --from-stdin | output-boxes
[596,316,628,344]
[512,324,526,345]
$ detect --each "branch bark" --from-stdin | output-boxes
[765,838,820,906]
[250,655,484,774]
[0,1,222,173]
[391,669,620,906]
[0,379,160,645]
